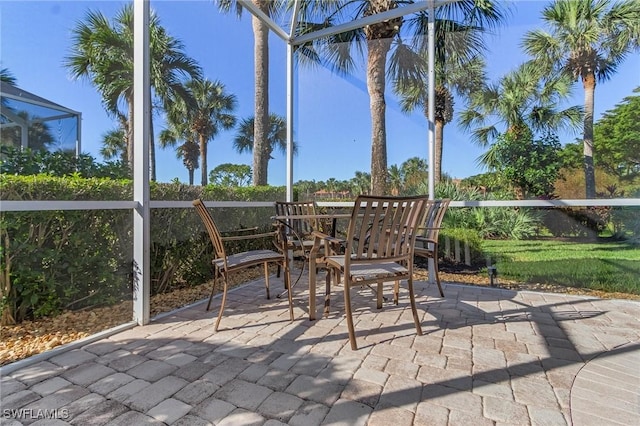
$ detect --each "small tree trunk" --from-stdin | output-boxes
[0,231,15,326]
[434,118,445,185]
[200,134,208,186]
[583,72,597,199]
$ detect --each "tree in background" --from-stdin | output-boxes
[65,4,201,179]
[216,0,284,186]
[593,87,640,181]
[232,113,296,182]
[394,12,489,185]
[460,60,582,167]
[209,163,252,187]
[100,129,128,165]
[488,130,563,198]
[159,115,200,186]
[350,171,371,196]
[162,78,237,186]
[522,0,640,198]
[388,164,403,195]
[296,0,505,195]
[401,156,428,193]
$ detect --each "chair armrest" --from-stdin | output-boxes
[221,230,276,242]
[415,235,437,245]
[311,230,344,246]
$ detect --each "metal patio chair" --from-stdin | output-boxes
[193,199,293,331]
[311,195,429,350]
[414,198,451,297]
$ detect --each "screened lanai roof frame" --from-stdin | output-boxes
[131,0,444,325]
[0,81,82,154]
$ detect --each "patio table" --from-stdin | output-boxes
[272,212,352,318]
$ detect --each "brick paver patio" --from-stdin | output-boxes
[2,273,639,425]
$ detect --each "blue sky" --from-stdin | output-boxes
[2,1,639,185]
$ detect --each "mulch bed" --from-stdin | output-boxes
[1,263,638,367]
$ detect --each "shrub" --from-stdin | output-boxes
[0,174,285,324]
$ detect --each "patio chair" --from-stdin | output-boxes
[193,199,293,331]
[414,198,451,297]
[314,195,429,350]
[274,200,323,266]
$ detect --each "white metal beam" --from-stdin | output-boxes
[133,0,151,326]
[286,43,295,202]
[238,0,290,42]
[427,0,436,285]
[290,0,457,45]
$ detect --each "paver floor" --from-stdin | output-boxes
[1,273,639,425]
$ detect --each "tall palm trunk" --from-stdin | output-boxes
[434,118,445,184]
[252,4,269,186]
[149,91,156,181]
[200,134,208,186]
[188,169,194,185]
[582,72,596,198]
[126,94,135,172]
[367,38,392,195]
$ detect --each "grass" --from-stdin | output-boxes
[482,239,640,295]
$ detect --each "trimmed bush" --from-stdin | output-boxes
[0,174,285,324]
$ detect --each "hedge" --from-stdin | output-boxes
[0,174,285,325]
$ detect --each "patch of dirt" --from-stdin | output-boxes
[1,263,638,367]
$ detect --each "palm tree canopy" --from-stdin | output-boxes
[521,0,640,84]
[233,113,298,159]
[459,60,583,147]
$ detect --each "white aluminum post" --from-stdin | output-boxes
[76,112,82,157]
[286,43,294,202]
[133,0,150,325]
[427,0,436,285]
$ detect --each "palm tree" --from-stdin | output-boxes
[216,0,285,186]
[100,128,128,165]
[522,0,640,198]
[0,68,16,84]
[167,79,238,186]
[400,156,429,192]
[394,14,488,185]
[350,171,371,195]
[159,108,200,185]
[459,60,583,167]
[232,113,297,178]
[65,4,201,180]
[296,0,505,195]
[387,164,403,195]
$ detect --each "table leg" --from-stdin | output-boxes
[309,256,317,321]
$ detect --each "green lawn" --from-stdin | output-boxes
[482,239,640,295]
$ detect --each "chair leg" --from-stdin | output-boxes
[214,276,229,331]
[343,279,358,350]
[324,268,332,317]
[206,268,220,311]
[284,261,294,321]
[407,277,423,336]
[264,262,270,299]
[433,254,444,297]
[393,280,400,305]
[376,281,383,309]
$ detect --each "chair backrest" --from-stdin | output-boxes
[345,195,429,264]
[193,199,227,261]
[420,198,451,243]
[274,201,319,238]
